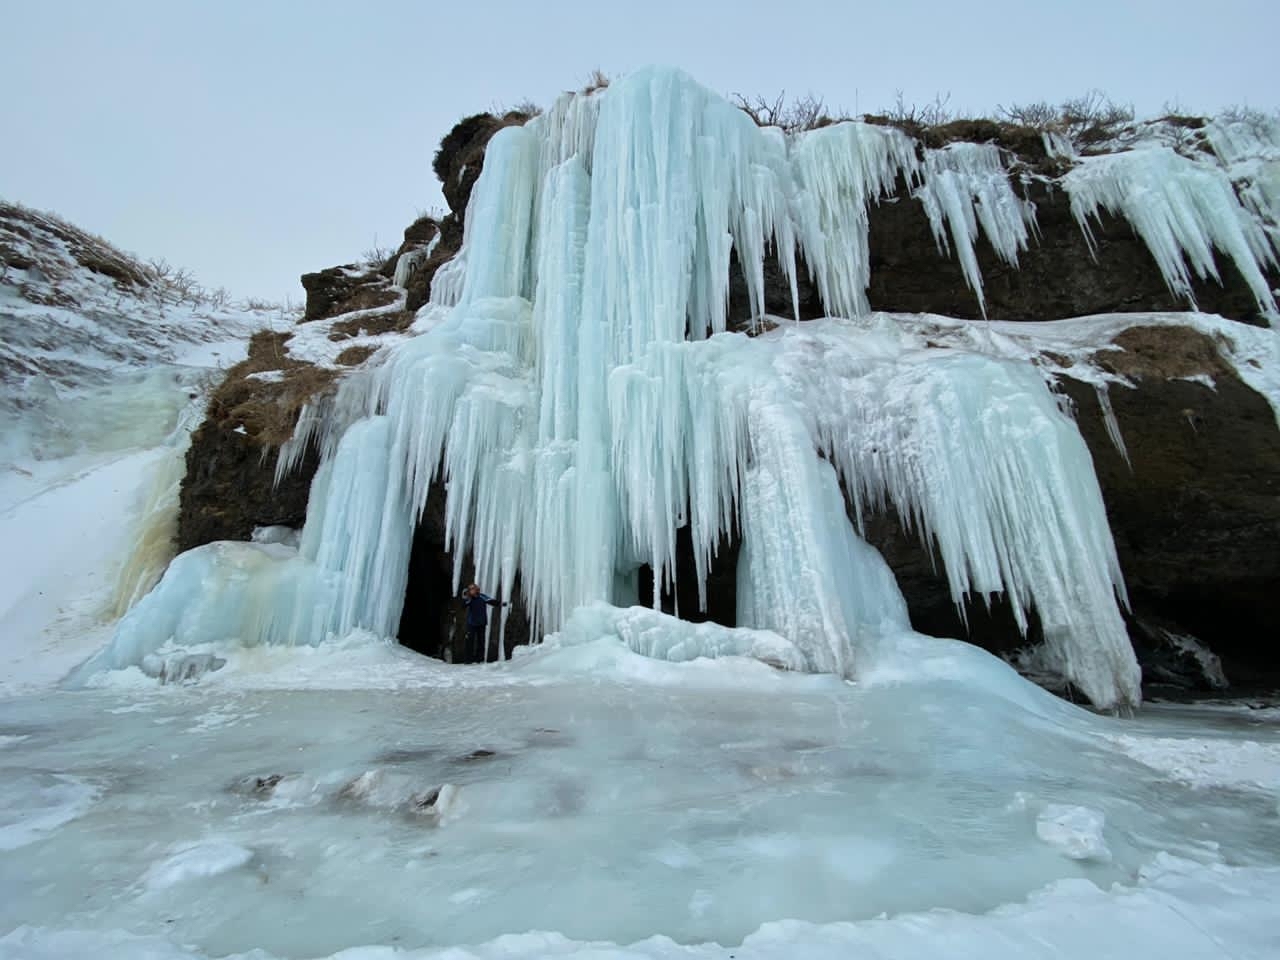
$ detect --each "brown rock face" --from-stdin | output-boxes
[178,425,317,551]
[432,112,531,229]
[1059,327,1280,690]
[300,266,400,322]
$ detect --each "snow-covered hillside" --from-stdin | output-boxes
[0,201,268,691]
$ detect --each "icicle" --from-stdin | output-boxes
[428,252,466,307]
[391,231,440,289]
[771,319,1138,709]
[1206,115,1280,259]
[915,142,1038,317]
[1094,383,1132,469]
[790,122,921,318]
[1042,131,1076,161]
[1063,146,1278,320]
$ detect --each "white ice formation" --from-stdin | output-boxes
[81,67,1280,711]
[1062,145,1278,320]
[1206,114,1280,259]
[916,141,1037,317]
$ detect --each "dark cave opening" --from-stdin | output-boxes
[396,480,535,662]
[636,525,740,627]
[397,517,456,659]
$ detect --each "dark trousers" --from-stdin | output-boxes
[465,624,486,663]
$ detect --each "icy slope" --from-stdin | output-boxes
[0,202,262,427]
[0,203,270,692]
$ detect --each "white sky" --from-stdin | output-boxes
[3,0,1276,303]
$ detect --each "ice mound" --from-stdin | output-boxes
[1035,804,1112,862]
[142,840,254,890]
[546,604,806,671]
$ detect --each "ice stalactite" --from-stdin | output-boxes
[81,66,1148,708]
[764,321,1138,709]
[391,232,439,289]
[916,142,1038,317]
[1063,146,1279,321]
[1206,116,1280,259]
[790,121,920,319]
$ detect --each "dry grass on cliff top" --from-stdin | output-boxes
[207,330,340,447]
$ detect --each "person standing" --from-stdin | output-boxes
[459,583,505,663]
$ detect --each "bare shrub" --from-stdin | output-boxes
[582,68,610,95]
[884,90,955,127]
[996,100,1060,128]
[361,245,395,269]
[998,90,1134,142]
[732,92,841,133]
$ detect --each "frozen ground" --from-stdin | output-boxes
[1,636,1279,959]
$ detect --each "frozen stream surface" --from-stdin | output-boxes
[2,638,1279,959]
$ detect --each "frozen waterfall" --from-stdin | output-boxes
[77,66,1147,709]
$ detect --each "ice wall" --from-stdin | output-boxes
[83,67,1159,709]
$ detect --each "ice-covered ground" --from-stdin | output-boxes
[0,337,250,695]
[1,635,1279,959]
[4,302,1279,957]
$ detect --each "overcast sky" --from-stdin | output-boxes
[3,0,1277,303]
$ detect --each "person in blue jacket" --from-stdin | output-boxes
[459,583,505,663]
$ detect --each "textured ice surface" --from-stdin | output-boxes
[3,644,1280,959]
[143,841,254,891]
[0,772,100,851]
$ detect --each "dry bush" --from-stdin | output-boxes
[329,308,414,340]
[335,344,377,367]
[361,245,396,269]
[884,90,955,128]
[581,68,610,95]
[997,90,1134,142]
[732,92,840,133]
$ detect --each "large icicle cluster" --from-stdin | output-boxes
[1206,115,1280,259]
[87,67,1160,709]
[916,142,1038,317]
[1062,146,1278,319]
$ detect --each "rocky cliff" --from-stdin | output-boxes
[176,104,1280,692]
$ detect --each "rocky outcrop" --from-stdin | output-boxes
[300,265,400,322]
[432,111,533,229]
[177,330,332,549]
[1061,327,1280,691]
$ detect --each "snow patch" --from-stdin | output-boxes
[142,840,254,890]
[1035,804,1112,862]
